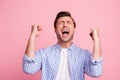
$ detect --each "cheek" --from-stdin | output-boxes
[55,28,61,35]
[56,25,62,29]
[56,26,62,32]
[71,28,75,34]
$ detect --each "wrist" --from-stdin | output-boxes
[29,34,36,40]
[93,36,100,41]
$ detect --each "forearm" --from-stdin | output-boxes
[90,58,103,77]
[23,24,42,74]
[92,37,102,60]
[25,34,36,58]
[85,50,103,77]
[23,53,42,74]
[23,34,42,74]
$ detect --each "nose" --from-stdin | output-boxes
[63,22,67,28]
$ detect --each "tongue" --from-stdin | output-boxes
[62,33,68,38]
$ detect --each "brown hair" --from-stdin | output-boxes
[54,11,76,28]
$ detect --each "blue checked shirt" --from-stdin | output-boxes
[23,43,103,80]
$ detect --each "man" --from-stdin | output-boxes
[23,11,103,80]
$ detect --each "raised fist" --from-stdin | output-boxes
[89,28,100,41]
[30,24,42,37]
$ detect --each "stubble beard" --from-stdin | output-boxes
[57,34,74,44]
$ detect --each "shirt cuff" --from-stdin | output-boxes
[23,54,35,63]
[91,56,103,65]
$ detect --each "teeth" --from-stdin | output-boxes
[62,29,69,32]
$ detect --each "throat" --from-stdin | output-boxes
[58,41,73,48]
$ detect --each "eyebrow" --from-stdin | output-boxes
[58,20,72,22]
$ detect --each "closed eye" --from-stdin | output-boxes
[67,21,72,24]
[57,21,64,25]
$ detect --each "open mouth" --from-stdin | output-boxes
[62,31,69,35]
[62,30,70,38]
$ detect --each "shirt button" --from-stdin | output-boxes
[94,61,97,63]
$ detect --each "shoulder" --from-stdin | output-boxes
[36,44,58,54]
[74,44,91,55]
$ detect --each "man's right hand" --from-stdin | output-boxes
[30,24,42,38]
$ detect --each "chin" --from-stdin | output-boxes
[62,39,72,43]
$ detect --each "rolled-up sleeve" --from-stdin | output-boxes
[23,49,43,74]
[84,51,103,77]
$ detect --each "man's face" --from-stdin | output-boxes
[55,16,75,43]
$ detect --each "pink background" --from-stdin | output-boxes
[0,0,120,80]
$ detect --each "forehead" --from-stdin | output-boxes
[57,16,73,22]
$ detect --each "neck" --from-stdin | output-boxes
[58,41,73,48]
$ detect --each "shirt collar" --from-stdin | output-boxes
[55,42,76,52]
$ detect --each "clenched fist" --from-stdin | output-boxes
[30,24,42,38]
[89,28,100,41]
